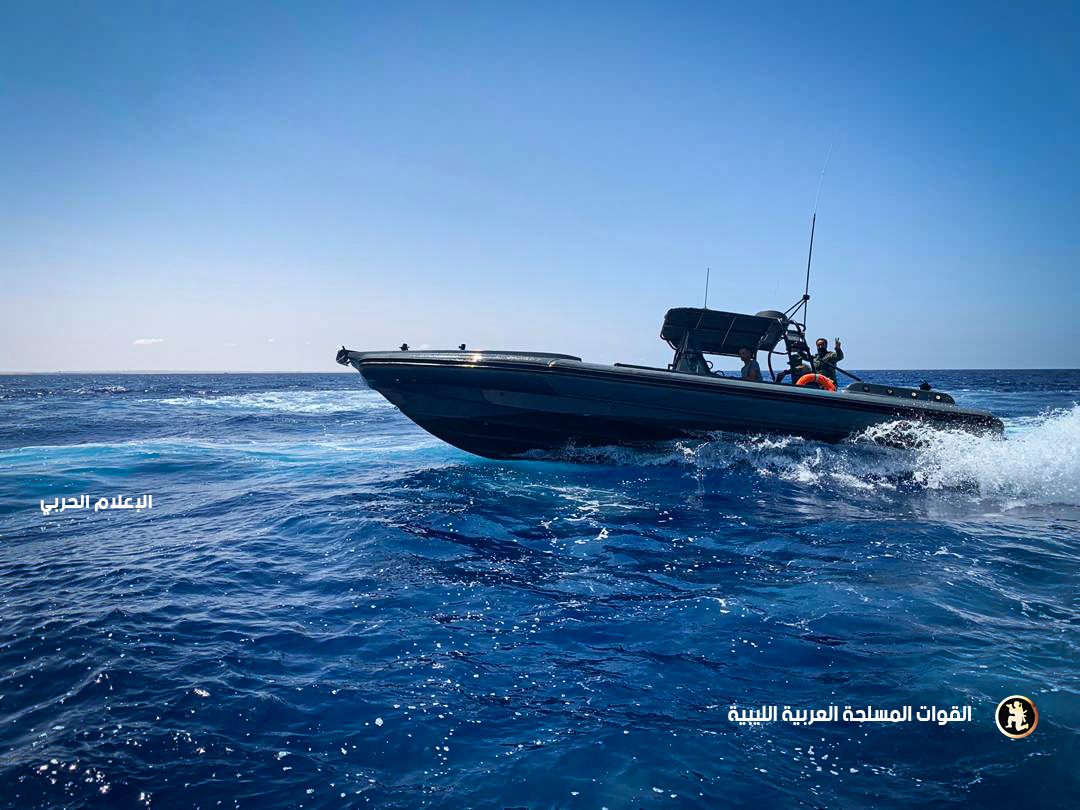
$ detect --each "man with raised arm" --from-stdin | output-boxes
[811,337,844,383]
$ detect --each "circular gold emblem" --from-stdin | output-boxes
[995,695,1038,739]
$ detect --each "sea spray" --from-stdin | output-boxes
[549,405,1080,504]
[907,404,1080,503]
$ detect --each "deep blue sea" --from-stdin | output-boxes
[1,370,1077,808]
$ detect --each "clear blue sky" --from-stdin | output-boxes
[2,1,1077,371]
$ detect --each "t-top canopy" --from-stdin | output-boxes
[660,308,785,356]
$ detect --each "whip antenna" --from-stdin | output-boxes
[704,267,710,309]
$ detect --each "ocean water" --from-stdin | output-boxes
[1,370,1077,808]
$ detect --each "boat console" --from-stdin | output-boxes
[659,301,960,403]
[661,301,822,384]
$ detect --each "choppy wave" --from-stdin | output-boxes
[548,405,1080,505]
[0,434,443,465]
[0,384,132,399]
[156,389,391,414]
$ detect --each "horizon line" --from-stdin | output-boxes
[2,367,1079,375]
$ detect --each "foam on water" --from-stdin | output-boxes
[0,433,444,466]
[156,388,391,414]
[72,384,130,395]
[904,404,1080,503]
[549,405,1080,505]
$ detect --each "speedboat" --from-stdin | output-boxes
[335,298,1003,459]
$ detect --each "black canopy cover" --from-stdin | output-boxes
[661,308,785,357]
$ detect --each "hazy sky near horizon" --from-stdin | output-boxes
[2,1,1078,371]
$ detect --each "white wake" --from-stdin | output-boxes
[552,405,1080,505]
[155,389,392,415]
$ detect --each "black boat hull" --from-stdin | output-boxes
[338,351,1004,459]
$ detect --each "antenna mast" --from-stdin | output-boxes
[802,213,816,327]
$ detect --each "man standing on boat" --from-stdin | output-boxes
[812,338,844,383]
